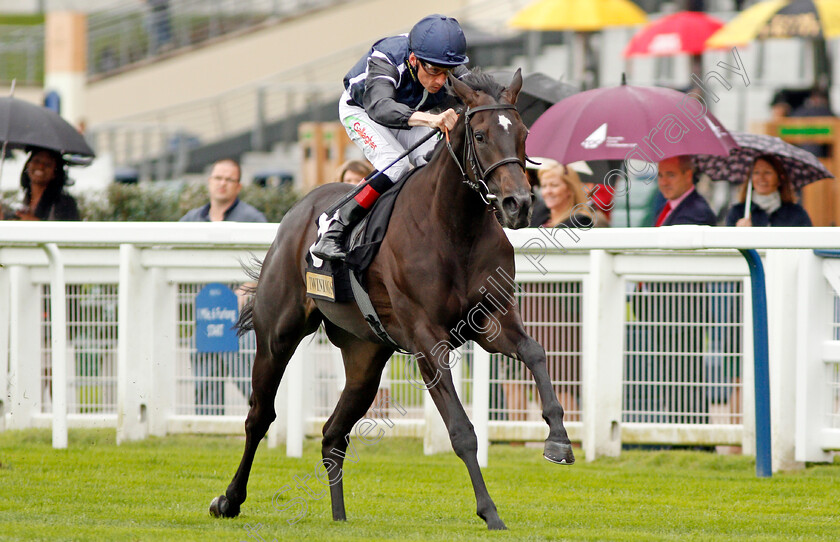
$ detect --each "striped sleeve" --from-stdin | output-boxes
[362,55,414,128]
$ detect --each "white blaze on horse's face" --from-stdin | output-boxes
[498,114,512,133]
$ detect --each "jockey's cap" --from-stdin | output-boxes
[409,14,469,68]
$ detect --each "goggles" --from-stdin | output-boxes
[419,60,453,77]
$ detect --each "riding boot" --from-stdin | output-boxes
[312,172,393,261]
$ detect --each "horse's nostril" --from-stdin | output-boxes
[503,196,520,214]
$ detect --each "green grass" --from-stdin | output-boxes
[1,429,839,541]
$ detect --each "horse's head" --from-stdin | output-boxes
[449,69,532,229]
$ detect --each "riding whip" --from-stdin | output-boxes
[324,127,441,215]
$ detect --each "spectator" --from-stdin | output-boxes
[769,90,792,120]
[180,159,265,415]
[582,181,612,227]
[533,164,595,228]
[180,159,266,223]
[654,155,716,227]
[725,154,812,227]
[3,148,79,221]
[789,88,835,158]
[336,159,373,185]
[790,87,834,118]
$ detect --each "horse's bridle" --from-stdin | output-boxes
[445,103,527,205]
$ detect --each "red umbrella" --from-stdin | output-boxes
[623,11,724,57]
[527,80,737,165]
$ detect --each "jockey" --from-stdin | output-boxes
[311,14,470,261]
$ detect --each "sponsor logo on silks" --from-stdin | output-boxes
[582,123,607,149]
[353,122,377,150]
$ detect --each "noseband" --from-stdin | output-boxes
[445,103,527,205]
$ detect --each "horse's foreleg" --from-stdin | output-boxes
[209,332,303,518]
[414,338,506,530]
[474,312,575,465]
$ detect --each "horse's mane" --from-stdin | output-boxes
[454,68,506,102]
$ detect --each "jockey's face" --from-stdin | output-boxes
[410,53,449,94]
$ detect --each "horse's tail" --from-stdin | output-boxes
[235,254,263,336]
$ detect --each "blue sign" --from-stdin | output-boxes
[195,283,239,353]
[44,90,61,114]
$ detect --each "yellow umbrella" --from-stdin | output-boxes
[510,0,647,31]
[707,0,840,48]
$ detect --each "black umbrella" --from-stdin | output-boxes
[0,96,94,158]
[488,70,578,127]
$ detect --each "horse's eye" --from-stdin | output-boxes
[475,132,485,143]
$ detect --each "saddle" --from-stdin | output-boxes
[305,169,418,350]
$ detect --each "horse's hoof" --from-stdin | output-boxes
[487,518,508,530]
[543,440,575,465]
[209,495,240,518]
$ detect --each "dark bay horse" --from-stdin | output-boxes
[209,69,575,530]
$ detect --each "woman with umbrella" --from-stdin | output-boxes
[694,131,830,227]
[2,95,95,221]
[725,154,811,227]
[3,147,79,221]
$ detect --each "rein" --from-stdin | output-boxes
[445,103,526,205]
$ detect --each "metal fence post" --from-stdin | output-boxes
[43,244,68,449]
[765,250,804,472]
[7,266,40,431]
[117,244,151,443]
[252,85,267,153]
[149,268,177,437]
[738,248,772,478]
[473,346,490,468]
[582,249,624,460]
[286,342,304,457]
[0,265,8,431]
[795,250,834,462]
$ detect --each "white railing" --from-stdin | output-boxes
[1,223,838,473]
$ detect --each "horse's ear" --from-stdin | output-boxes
[449,73,480,107]
[501,68,523,105]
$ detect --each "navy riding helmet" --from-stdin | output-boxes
[409,14,469,67]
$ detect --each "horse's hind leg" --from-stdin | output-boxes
[318,331,393,522]
[209,310,319,518]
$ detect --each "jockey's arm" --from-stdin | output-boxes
[362,57,468,131]
[363,56,416,128]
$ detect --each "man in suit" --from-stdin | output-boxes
[654,155,716,227]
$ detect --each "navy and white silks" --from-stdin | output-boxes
[340,34,468,182]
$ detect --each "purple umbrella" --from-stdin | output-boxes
[693,131,833,189]
[527,81,737,165]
